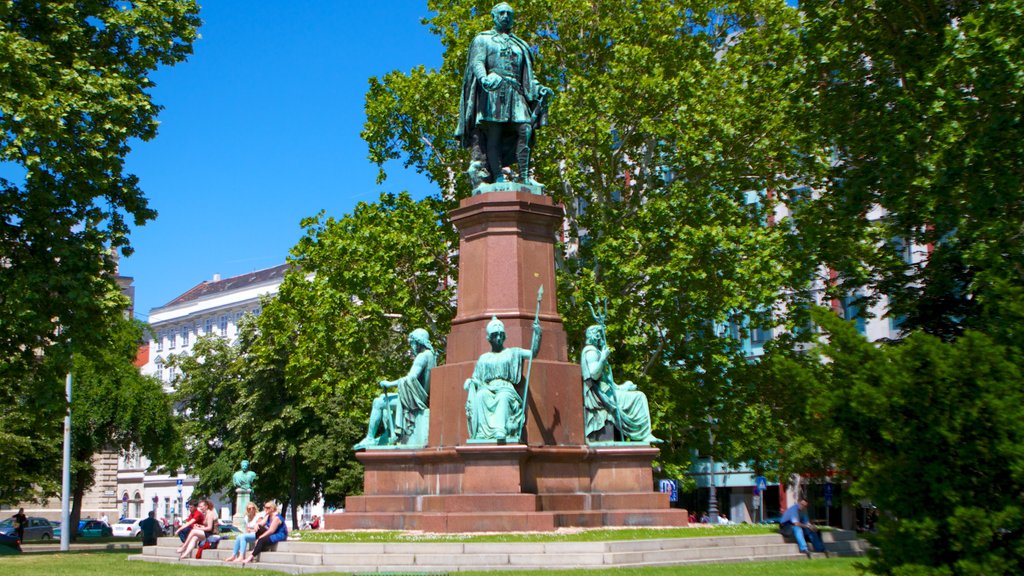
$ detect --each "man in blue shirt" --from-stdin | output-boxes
[780,498,829,558]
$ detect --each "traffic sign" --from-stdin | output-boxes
[752,495,761,508]
[754,476,768,495]
[824,480,833,506]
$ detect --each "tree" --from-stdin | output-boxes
[172,192,455,527]
[0,0,200,499]
[243,192,455,527]
[362,0,814,474]
[68,314,181,539]
[809,308,1024,576]
[792,0,1024,339]
[169,333,245,499]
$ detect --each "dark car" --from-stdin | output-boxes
[0,517,53,541]
[218,524,242,535]
[0,531,22,555]
[55,519,113,539]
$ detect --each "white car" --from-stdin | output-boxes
[111,518,142,537]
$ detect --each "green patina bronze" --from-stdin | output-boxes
[354,329,436,450]
[464,315,541,443]
[232,459,257,490]
[581,302,662,444]
[456,2,553,191]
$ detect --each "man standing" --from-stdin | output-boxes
[11,508,26,542]
[456,2,552,188]
[780,498,829,558]
[138,511,160,546]
[354,329,436,449]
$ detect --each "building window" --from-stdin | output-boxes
[843,295,867,335]
[155,333,163,352]
[219,315,228,335]
[155,360,164,382]
[204,318,213,335]
[169,330,176,349]
[252,307,261,317]
[751,326,773,345]
[181,326,189,346]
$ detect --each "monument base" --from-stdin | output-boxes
[232,488,252,528]
[324,445,688,532]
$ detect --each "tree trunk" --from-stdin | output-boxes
[69,468,89,542]
[289,455,299,530]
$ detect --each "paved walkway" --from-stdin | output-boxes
[23,541,142,553]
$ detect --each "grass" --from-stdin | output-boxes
[296,524,780,543]
[2,549,863,576]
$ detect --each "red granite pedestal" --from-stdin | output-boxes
[325,188,687,532]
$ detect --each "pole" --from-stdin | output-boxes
[60,370,72,551]
[708,424,719,524]
[517,285,544,440]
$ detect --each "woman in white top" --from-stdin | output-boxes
[225,501,263,562]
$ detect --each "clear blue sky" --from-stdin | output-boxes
[121,2,443,318]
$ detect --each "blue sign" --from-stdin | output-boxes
[659,479,678,503]
[754,476,768,495]
[824,481,833,506]
[176,479,183,486]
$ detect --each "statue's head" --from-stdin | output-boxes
[486,316,505,336]
[486,315,506,347]
[491,2,514,33]
[409,328,432,351]
[240,459,249,471]
[585,325,605,346]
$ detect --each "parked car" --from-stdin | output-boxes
[0,532,22,554]
[55,519,113,539]
[111,518,143,537]
[0,517,54,541]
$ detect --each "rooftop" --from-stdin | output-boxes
[158,263,291,309]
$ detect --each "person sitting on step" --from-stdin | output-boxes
[241,501,288,564]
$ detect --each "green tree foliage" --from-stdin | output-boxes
[784,4,1024,571]
[793,0,1024,338]
[0,0,199,500]
[172,193,454,526]
[67,314,180,538]
[811,308,1024,576]
[363,0,811,475]
[169,334,244,498]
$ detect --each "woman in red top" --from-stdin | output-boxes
[178,499,218,559]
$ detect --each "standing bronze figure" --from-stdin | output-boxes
[456,2,552,190]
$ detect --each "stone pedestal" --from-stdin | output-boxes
[232,489,251,528]
[325,189,687,532]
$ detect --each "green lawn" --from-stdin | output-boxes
[297,524,781,543]
[4,550,863,576]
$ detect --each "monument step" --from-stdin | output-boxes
[133,530,869,573]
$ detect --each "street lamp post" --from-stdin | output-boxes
[708,422,719,524]
[60,370,72,551]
